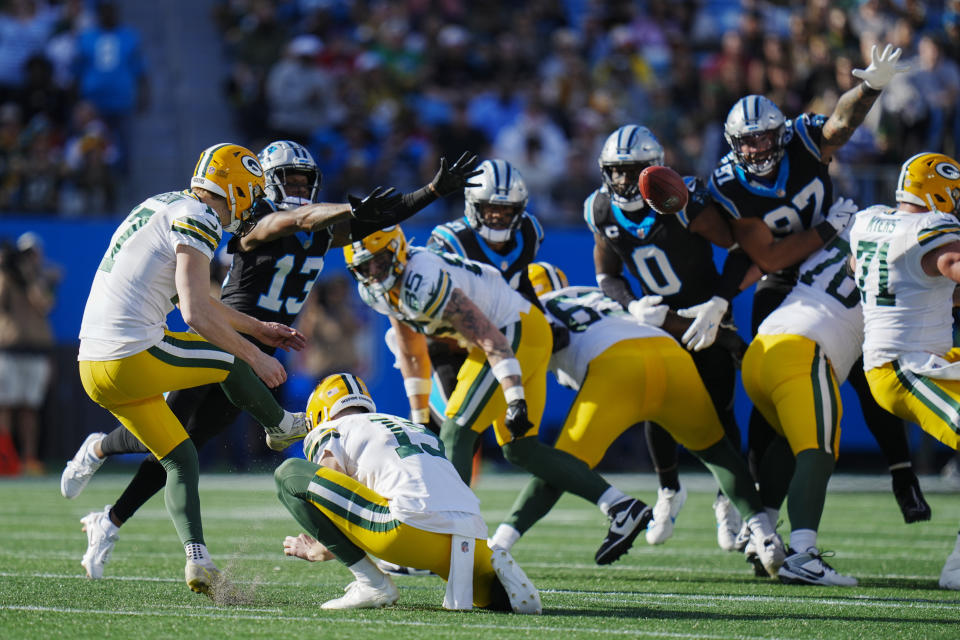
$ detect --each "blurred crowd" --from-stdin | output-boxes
[0,0,147,217]
[217,0,960,225]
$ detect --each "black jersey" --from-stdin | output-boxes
[708,113,833,281]
[584,179,721,309]
[427,213,543,306]
[219,199,333,329]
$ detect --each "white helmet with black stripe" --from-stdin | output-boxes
[258,140,322,209]
[723,95,791,176]
[464,159,529,243]
[598,125,664,212]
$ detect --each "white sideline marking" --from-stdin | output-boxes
[0,605,791,639]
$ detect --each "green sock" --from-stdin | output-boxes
[274,458,365,566]
[694,437,763,520]
[158,439,203,545]
[758,437,795,510]
[501,436,608,503]
[439,418,480,484]
[220,359,283,428]
[787,449,835,532]
[505,476,564,534]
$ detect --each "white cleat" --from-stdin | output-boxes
[749,528,787,578]
[489,545,542,614]
[939,548,960,590]
[80,506,118,579]
[778,547,857,586]
[321,576,399,610]
[713,493,742,552]
[645,485,687,545]
[61,433,106,499]
[185,558,222,596]
[266,412,310,451]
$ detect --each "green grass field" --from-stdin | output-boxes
[1,471,959,639]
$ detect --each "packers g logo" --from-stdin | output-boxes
[935,162,960,180]
[241,154,263,177]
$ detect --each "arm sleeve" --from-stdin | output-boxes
[716,249,753,302]
[598,274,636,310]
[348,186,437,238]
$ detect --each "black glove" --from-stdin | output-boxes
[429,151,482,198]
[505,398,533,441]
[348,186,402,222]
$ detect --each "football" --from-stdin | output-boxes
[638,165,689,214]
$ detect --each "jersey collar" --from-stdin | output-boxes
[734,154,791,198]
[610,202,656,239]
[466,216,524,270]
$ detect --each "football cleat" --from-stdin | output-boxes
[892,471,932,523]
[265,412,310,451]
[61,432,106,499]
[645,485,687,545]
[595,498,653,565]
[939,547,960,590]
[321,576,399,610]
[185,558,222,596]
[713,493,742,551]
[778,546,857,587]
[80,506,119,579]
[489,545,542,614]
[748,528,787,578]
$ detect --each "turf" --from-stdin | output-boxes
[1,471,958,639]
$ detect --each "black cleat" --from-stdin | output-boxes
[595,499,652,565]
[893,471,932,523]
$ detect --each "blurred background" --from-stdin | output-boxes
[1,0,959,478]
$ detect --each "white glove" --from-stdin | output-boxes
[628,295,668,326]
[852,43,910,90]
[676,296,729,352]
[825,197,858,233]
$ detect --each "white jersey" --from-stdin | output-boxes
[359,247,531,338]
[541,286,672,389]
[79,191,223,360]
[850,205,960,370]
[758,227,863,383]
[302,412,486,539]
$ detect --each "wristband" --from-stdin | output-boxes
[404,377,432,397]
[503,385,525,404]
[410,407,430,423]
[814,221,837,244]
[491,358,523,382]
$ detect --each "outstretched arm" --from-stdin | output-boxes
[238,204,352,251]
[821,43,908,163]
[331,152,482,247]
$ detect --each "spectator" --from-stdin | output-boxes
[0,0,58,100]
[0,233,57,475]
[265,35,341,144]
[73,0,148,170]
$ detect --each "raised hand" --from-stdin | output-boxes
[852,43,910,90]
[348,186,403,221]
[430,151,482,197]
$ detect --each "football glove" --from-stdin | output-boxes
[852,43,910,91]
[815,197,858,244]
[627,295,669,327]
[348,186,402,221]
[430,151,482,197]
[505,399,533,441]
[677,296,729,351]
